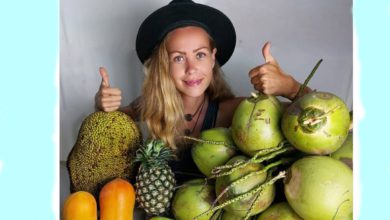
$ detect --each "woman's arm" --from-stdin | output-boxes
[119,97,141,121]
[216,97,245,127]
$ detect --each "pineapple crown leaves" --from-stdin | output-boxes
[134,139,175,169]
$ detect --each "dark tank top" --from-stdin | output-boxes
[169,100,219,185]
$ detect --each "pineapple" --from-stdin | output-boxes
[134,139,176,216]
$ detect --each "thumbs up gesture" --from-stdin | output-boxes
[249,42,301,100]
[95,67,122,112]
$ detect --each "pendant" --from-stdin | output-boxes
[184,129,191,135]
[184,114,193,121]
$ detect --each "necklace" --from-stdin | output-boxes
[184,98,206,136]
[184,96,206,121]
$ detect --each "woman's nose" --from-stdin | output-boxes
[185,58,197,75]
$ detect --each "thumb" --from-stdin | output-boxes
[99,66,110,88]
[262,41,277,64]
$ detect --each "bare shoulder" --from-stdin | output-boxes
[215,97,246,127]
[219,97,245,109]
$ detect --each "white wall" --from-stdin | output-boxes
[60,0,352,161]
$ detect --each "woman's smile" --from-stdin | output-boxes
[183,79,203,87]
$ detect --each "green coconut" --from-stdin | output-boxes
[172,179,216,220]
[330,132,353,169]
[221,210,245,220]
[191,127,238,176]
[281,91,350,155]
[284,156,353,220]
[257,202,302,220]
[150,217,174,220]
[231,93,284,156]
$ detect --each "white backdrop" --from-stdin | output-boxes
[60,0,353,161]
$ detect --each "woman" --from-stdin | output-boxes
[95,0,308,181]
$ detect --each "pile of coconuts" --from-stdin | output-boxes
[165,60,353,220]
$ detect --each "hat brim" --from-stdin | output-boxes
[136,1,236,66]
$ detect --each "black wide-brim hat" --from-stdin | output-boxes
[136,0,236,67]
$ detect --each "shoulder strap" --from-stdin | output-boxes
[201,99,219,131]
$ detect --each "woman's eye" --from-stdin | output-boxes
[196,52,206,59]
[173,55,184,63]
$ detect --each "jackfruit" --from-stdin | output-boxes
[67,111,141,198]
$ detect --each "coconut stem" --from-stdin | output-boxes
[181,136,236,148]
[193,171,286,220]
[243,171,276,220]
[251,140,288,157]
[210,141,289,176]
[251,147,292,164]
[295,59,323,101]
[210,145,291,179]
[209,209,223,220]
[210,160,245,176]
[244,191,261,220]
[212,158,291,207]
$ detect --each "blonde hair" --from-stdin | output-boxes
[140,35,234,149]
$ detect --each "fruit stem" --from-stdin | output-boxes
[212,158,292,207]
[244,189,262,220]
[210,209,223,220]
[210,141,292,178]
[242,171,277,220]
[210,160,245,176]
[181,136,236,149]
[295,59,323,101]
[210,147,281,177]
[193,171,286,220]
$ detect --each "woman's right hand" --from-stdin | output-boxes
[249,42,301,100]
[95,67,122,112]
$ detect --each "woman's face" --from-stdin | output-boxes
[166,26,216,98]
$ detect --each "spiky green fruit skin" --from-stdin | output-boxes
[134,139,176,216]
[67,111,141,197]
[135,165,175,215]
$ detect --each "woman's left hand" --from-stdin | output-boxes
[249,42,300,100]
